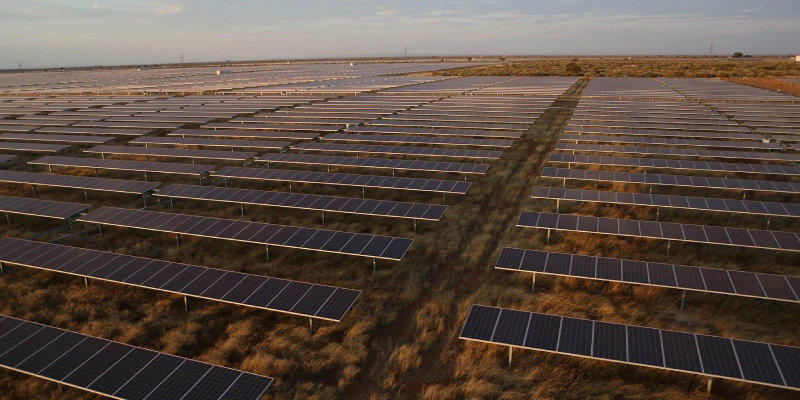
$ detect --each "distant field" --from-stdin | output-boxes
[434,58,800,79]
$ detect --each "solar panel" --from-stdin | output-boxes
[542,167,800,194]
[0,170,160,195]
[460,304,800,391]
[203,123,343,133]
[257,153,489,175]
[555,143,800,162]
[496,247,800,303]
[0,154,15,163]
[0,238,361,321]
[566,120,749,133]
[168,128,319,141]
[368,119,529,131]
[293,142,502,160]
[0,119,74,127]
[130,136,292,151]
[321,133,513,148]
[0,195,88,220]
[0,314,273,399]
[0,133,114,145]
[35,127,152,136]
[78,207,414,261]
[347,125,522,139]
[531,186,800,218]
[104,116,213,124]
[564,127,763,141]
[72,121,185,129]
[85,145,257,163]
[0,125,41,133]
[550,153,800,176]
[559,134,780,151]
[213,166,472,195]
[155,183,446,221]
[29,156,213,177]
[0,142,69,154]
[517,211,800,252]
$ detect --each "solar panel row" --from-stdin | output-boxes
[550,153,800,176]
[36,127,152,136]
[85,145,257,163]
[0,142,69,154]
[0,314,273,400]
[531,187,800,218]
[168,128,319,141]
[460,305,800,391]
[0,238,360,321]
[496,247,800,302]
[555,143,800,162]
[0,195,89,219]
[321,133,512,148]
[29,156,213,177]
[154,184,447,221]
[78,207,414,261]
[213,166,472,195]
[0,133,114,144]
[0,170,160,195]
[564,127,763,141]
[542,167,800,194]
[294,142,502,160]
[347,125,522,139]
[560,134,777,150]
[257,153,489,175]
[517,211,800,252]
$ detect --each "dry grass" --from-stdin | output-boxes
[1,78,799,399]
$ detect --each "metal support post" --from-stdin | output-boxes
[532,273,536,293]
[321,211,325,226]
[176,234,181,248]
[656,207,660,222]
[241,204,245,218]
[707,377,712,394]
[413,219,417,234]
[84,277,89,287]
[546,229,551,245]
[98,224,104,236]
[5,213,9,225]
[666,240,671,256]
[84,190,89,202]
[184,296,189,312]
[0,262,5,275]
[289,182,292,193]
[94,168,97,177]
[142,194,147,207]
[556,199,560,214]
[224,178,228,188]
[680,290,686,311]
[31,185,36,196]
[508,346,513,367]
[144,172,148,181]
[362,187,365,198]
[170,197,174,210]
[442,193,446,205]
[309,318,314,332]
[373,258,377,274]
[266,245,270,262]
[767,216,770,230]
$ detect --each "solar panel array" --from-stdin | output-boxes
[85,145,257,163]
[130,136,292,150]
[168,128,319,141]
[79,207,415,261]
[213,166,472,195]
[531,187,800,218]
[0,133,114,144]
[0,238,361,321]
[460,305,800,391]
[293,142,502,160]
[0,170,160,195]
[517,211,800,252]
[0,195,89,219]
[155,184,447,221]
[550,153,800,176]
[0,314,273,400]
[554,142,800,162]
[322,133,513,148]
[257,153,489,175]
[29,156,213,177]
[496,247,800,302]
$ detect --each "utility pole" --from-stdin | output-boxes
[16,62,22,70]
[404,47,408,57]
[179,54,184,63]
[709,44,714,56]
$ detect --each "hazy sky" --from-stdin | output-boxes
[2,0,799,68]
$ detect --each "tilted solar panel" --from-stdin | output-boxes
[554,143,800,162]
[257,153,489,174]
[154,184,447,221]
[496,247,800,302]
[85,145,257,162]
[0,238,361,321]
[550,153,800,176]
[517,211,800,252]
[78,207,414,261]
[213,166,472,195]
[542,167,800,194]
[0,170,160,195]
[293,142,502,160]
[130,136,292,150]
[0,314,273,400]
[0,195,88,219]
[321,133,513,148]
[29,156,213,177]
[460,305,800,391]
[168,128,319,141]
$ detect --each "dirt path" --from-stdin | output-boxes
[344,81,587,399]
